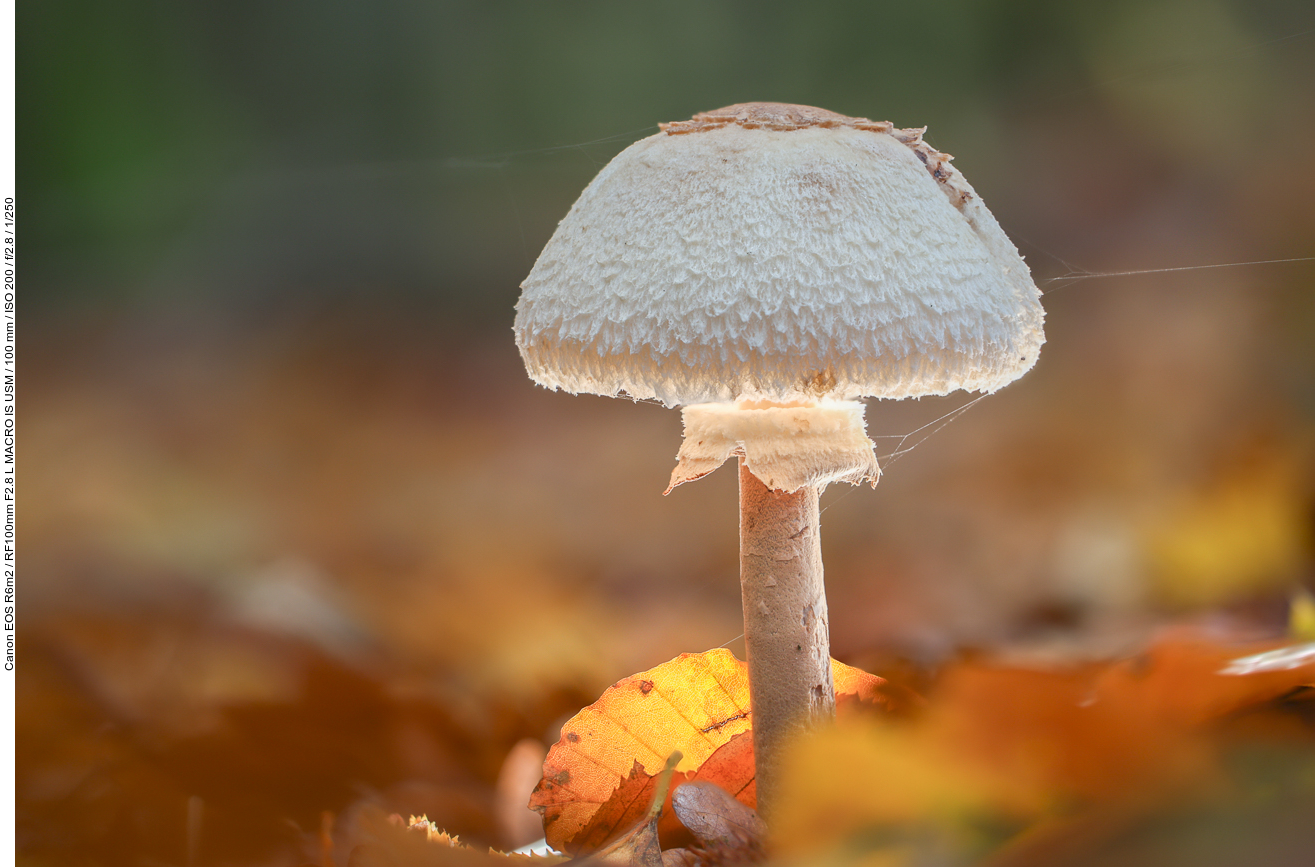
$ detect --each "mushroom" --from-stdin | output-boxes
[513,102,1044,817]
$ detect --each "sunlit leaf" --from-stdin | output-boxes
[530,650,749,854]
[530,649,895,854]
[565,760,692,856]
[578,752,681,867]
[687,731,755,807]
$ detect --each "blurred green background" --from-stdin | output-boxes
[17,1,1315,865]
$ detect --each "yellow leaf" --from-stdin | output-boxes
[530,649,897,854]
[530,650,750,853]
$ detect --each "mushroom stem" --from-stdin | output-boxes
[738,459,835,819]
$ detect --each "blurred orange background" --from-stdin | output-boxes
[18,2,1315,864]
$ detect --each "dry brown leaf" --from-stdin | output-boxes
[578,816,663,867]
[658,849,698,867]
[670,780,765,848]
[531,650,896,855]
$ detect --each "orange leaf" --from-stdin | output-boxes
[772,631,1315,863]
[833,658,925,715]
[940,631,1315,802]
[576,731,761,854]
[689,730,755,805]
[566,761,693,855]
[1090,630,1315,726]
[530,650,750,853]
[530,649,898,854]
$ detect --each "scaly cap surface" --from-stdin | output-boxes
[514,103,1044,407]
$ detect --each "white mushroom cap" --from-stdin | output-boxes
[514,103,1044,408]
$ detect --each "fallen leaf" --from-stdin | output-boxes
[579,817,662,867]
[687,732,754,806]
[579,752,682,867]
[671,780,765,848]
[1089,629,1315,729]
[531,649,897,855]
[834,659,925,715]
[772,630,1315,865]
[658,849,697,867]
[566,761,692,856]
[568,732,760,855]
[531,650,749,854]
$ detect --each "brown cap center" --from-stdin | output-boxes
[660,102,895,135]
[657,102,966,204]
